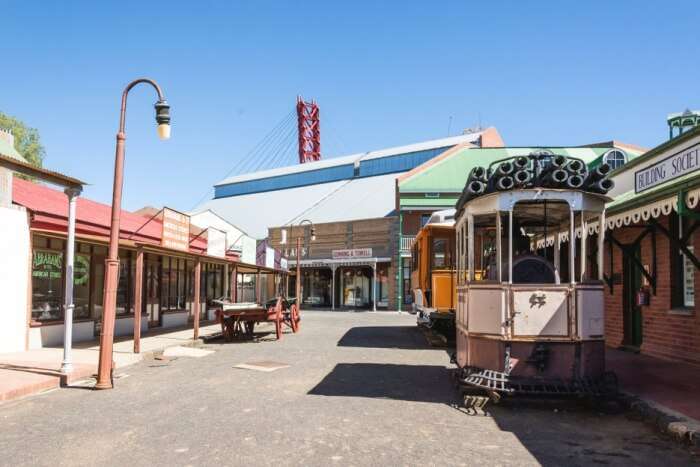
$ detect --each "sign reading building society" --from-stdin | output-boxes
[161,207,190,251]
[332,248,373,259]
[635,143,700,193]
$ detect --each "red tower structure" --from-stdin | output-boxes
[296,95,321,164]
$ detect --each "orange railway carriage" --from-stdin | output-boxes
[410,209,457,335]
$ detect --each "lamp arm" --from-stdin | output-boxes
[119,78,166,133]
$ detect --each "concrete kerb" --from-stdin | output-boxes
[618,391,700,448]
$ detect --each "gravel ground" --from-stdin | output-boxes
[0,311,696,467]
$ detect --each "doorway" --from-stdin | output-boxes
[145,256,161,328]
[622,245,642,348]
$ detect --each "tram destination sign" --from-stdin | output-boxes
[332,248,373,259]
[162,207,190,252]
[635,142,700,193]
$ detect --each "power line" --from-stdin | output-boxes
[189,108,295,210]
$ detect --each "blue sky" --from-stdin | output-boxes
[3,1,699,211]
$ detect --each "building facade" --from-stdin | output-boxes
[5,177,277,352]
[268,217,397,310]
[602,123,700,365]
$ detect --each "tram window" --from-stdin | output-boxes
[508,200,573,284]
[473,214,499,282]
[432,238,447,269]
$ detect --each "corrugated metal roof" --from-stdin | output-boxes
[197,173,399,239]
[214,131,488,187]
[12,177,207,251]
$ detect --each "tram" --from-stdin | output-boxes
[410,209,456,337]
[453,154,616,405]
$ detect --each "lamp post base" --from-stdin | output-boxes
[59,362,73,374]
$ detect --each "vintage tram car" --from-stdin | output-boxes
[453,154,615,403]
[410,209,457,337]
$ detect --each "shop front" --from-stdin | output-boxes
[602,126,700,365]
[29,231,232,347]
[289,256,391,311]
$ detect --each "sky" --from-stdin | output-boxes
[2,1,699,212]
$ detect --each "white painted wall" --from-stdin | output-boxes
[190,210,257,264]
[115,315,148,337]
[28,321,94,349]
[0,206,30,353]
[161,311,189,329]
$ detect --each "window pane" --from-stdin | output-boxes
[432,238,447,269]
[32,250,63,321]
[73,254,91,319]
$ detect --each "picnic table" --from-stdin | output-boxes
[213,296,300,341]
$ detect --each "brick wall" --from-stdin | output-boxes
[603,214,700,366]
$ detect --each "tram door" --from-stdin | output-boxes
[622,245,643,348]
[145,256,161,328]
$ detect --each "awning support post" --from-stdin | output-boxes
[133,248,144,353]
[60,187,81,374]
[193,259,201,340]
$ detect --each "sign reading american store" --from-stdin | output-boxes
[332,248,372,259]
[635,142,700,193]
[162,207,190,251]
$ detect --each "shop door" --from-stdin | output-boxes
[145,259,161,327]
[622,245,642,348]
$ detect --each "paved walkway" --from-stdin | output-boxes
[0,311,696,466]
[0,322,221,402]
[607,347,700,421]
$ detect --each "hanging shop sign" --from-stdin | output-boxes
[162,207,190,252]
[207,227,226,258]
[635,142,700,193]
[332,248,373,259]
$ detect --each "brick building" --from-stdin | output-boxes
[603,120,700,365]
[268,217,397,310]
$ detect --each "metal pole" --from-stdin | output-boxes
[233,266,238,302]
[570,207,576,285]
[256,270,261,303]
[554,231,561,284]
[508,210,513,284]
[598,211,606,281]
[193,259,201,339]
[60,188,80,374]
[223,263,229,300]
[331,266,335,310]
[580,213,587,281]
[296,236,301,314]
[496,212,502,282]
[372,262,377,311]
[133,248,144,353]
[467,215,475,281]
[96,78,166,390]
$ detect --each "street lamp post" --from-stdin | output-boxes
[293,219,315,314]
[95,78,170,390]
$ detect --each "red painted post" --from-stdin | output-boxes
[193,259,201,340]
[133,248,144,353]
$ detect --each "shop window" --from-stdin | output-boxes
[32,249,64,321]
[671,214,695,308]
[73,253,91,319]
[420,214,431,227]
[116,249,132,315]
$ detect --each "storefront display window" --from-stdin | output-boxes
[341,267,371,307]
[117,249,132,315]
[377,265,389,308]
[73,253,91,319]
[302,269,331,306]
[32,248,64,321]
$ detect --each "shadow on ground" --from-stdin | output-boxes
[337,325,430,350]
[308,362,458,404]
